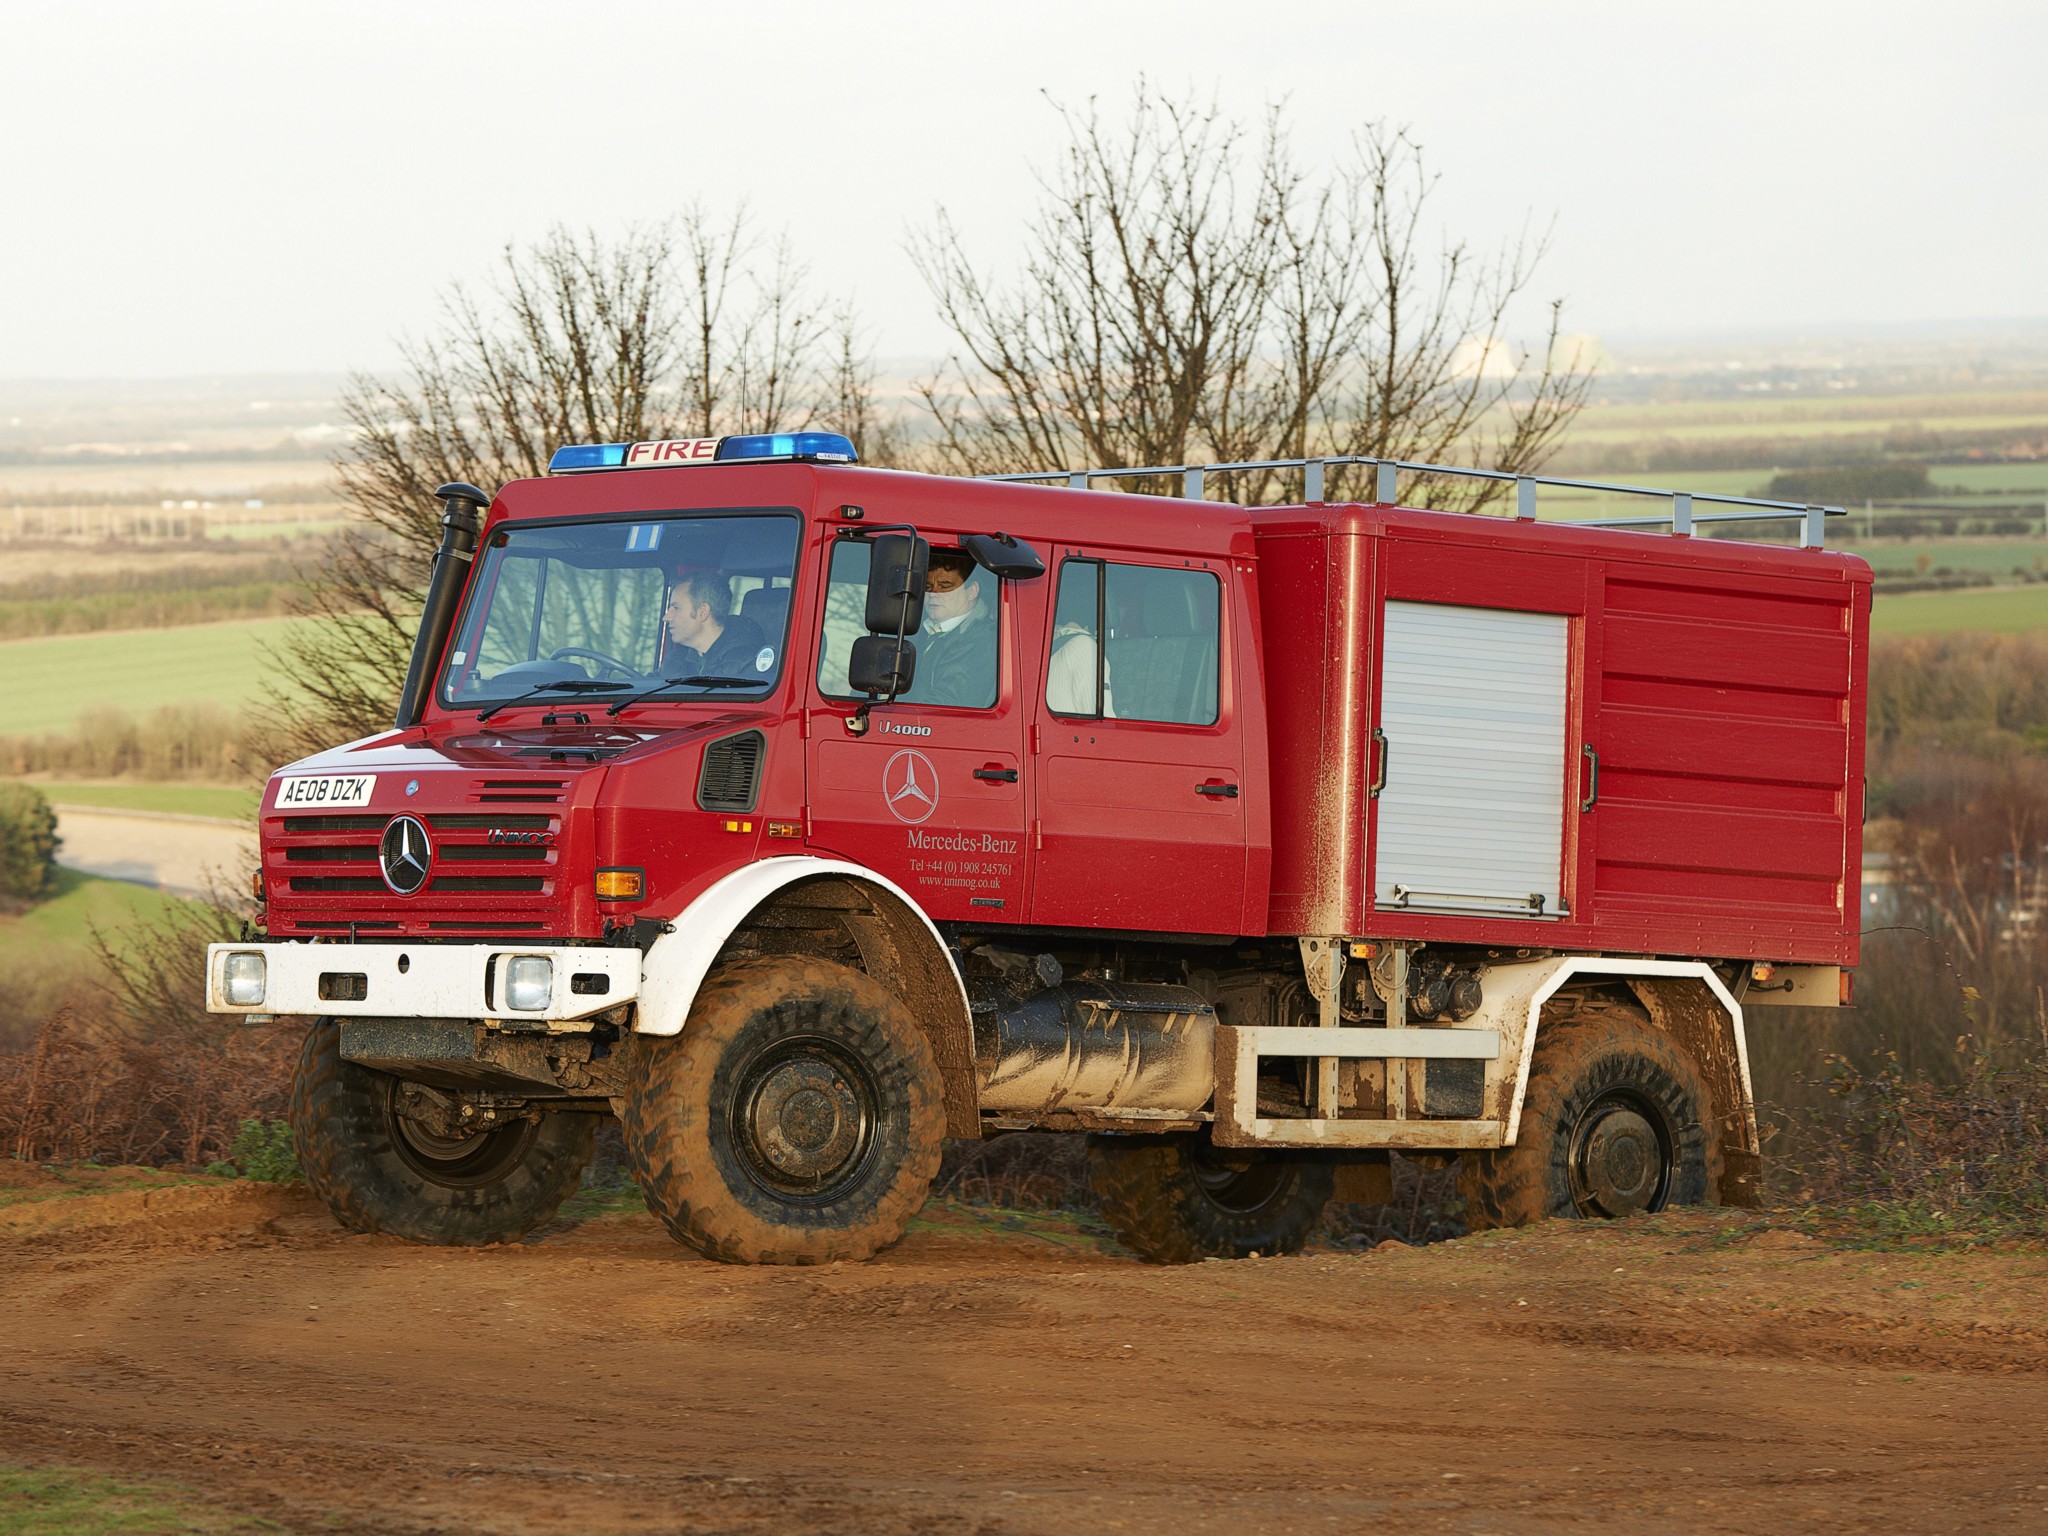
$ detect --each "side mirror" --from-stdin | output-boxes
[961,532,1045,580]
[848,634,917,697]
[864,534,929,634]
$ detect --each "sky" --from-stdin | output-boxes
[1,0,2042,379]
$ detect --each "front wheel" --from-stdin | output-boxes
[1461,1004,1721,1231]
[622,956,945,1265]
[1087,1132,1334,1264]
[289,1021,594,1245]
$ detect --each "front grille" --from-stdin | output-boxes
[274,799,563,907]
[698,730,765,813]
[282,814,383,833]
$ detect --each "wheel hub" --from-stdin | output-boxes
[1190,1146,1289,1215]
[1571,1100,1667,1217]
[739,1051,870,1191]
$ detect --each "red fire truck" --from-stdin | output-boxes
[207,432,1866,1264]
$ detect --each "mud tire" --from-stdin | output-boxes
[622,956,945,1265]
[1462,1002,1722,1232]
[1087,1132,1335,1264]
[289,1019,595,1245]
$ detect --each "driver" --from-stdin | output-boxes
[665,568,769,679]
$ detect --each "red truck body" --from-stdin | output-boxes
[259,462,1869,971]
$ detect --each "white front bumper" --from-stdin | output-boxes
[204,941,641,1025]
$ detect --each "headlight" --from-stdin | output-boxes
[506,956,554,1012]
[223,952,267,1007]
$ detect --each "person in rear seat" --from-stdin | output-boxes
[1047,617,1112,716]
[665,567,768,680]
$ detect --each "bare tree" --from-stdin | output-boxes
[265,218,889,759]
[911,88,1593,509]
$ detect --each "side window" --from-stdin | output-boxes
[816,537,1000,710]
[1047,560,1108,717]
[816,538,871,697]
[1049,559,1219,726]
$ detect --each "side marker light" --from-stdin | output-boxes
[595,868,645,900]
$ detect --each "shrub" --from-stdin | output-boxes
[0,782,59,907]
[207,1117,301,1182]
[0,703,270,782]
[0,1007,296,1167]
[1764,462,1932,504]
[1774,1045,2048,1243]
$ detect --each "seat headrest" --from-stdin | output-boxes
[740,584,791,634]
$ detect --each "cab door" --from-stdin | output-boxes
[804,530,1032,922]
[1028,551,1246,935]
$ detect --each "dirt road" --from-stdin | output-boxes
[3,1170,2047,1534]
[52,805,255,900]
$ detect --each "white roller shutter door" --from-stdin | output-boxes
[1373,601,1569,917]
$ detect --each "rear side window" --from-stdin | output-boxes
[1049,560,1219,726]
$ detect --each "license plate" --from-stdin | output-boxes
[274,774,377,809]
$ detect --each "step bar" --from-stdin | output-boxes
[1212,1023,1505,1150]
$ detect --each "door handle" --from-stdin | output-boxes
[974,765,1019,783]
[1370,728,1389,798]
[1580,744,1600,812]
[1196,782,1239,798]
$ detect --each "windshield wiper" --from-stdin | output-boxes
[605,676,762,717]
[475,679,632,724]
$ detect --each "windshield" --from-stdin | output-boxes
[440,513,801,710]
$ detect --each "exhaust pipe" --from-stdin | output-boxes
[394,482,490,728]
[973,981,1215,1114]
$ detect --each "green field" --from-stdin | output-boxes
[0,617,311,734]
[0,867,199,980]
[1871,583,2048,636]
[1930,464,2048,495]
[35,781,260,822]
[1850,539,2048,578]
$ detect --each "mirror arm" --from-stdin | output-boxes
[846,521,924,734]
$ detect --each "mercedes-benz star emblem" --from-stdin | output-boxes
[379,814,433,895]
[883,749,939,825]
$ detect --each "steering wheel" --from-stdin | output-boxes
[548,646,641,681]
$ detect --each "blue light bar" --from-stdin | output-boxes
[546,431,859,475]
[717,432,858,464]
[547,442,628,473]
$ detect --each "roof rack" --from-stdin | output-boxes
[981,454,1848,549]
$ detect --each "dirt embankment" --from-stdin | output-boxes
[3,1169,2047,1535]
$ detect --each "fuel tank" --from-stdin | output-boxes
[972,981,1216,1114]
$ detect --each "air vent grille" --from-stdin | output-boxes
[472,778,567,804]
[698,730,765,814]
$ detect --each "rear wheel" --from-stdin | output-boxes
[289,1020,594,1245]
[1462,1002,1721,1231]
[622,956,945,1265]
[1087,1132,1334,1264]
